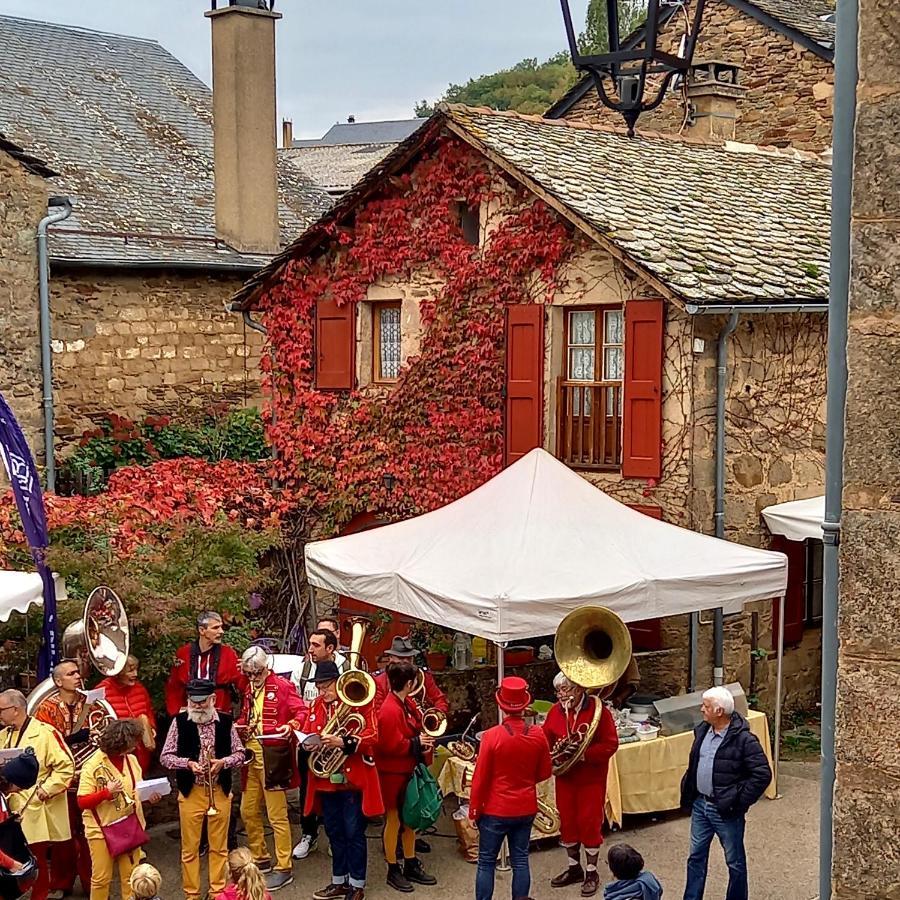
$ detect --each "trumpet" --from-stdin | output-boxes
[203,750,218,817]
[309,619,377,779]
[410,671,448,738]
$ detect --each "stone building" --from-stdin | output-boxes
[0,8,329,458]
[832,4,900,897]
[548,0,835,152]
[233,103,831,711]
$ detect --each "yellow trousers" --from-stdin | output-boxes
[241,759,293,872]
[383,808,416,865]
[87,838,138,900]
[179,784,231,899]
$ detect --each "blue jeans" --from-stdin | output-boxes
[320,790,367,889]
[683,797,748,900]
[475,814,534,900]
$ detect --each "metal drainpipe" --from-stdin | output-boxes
[37,196,72,492]
[820,0,857,895]
[713,311,740,685]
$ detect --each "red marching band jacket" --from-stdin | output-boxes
[542,696,619,784]
[165,642,247,716]
[304,695,384,819]
[374,692,423,776]
[374,669,449,714]
[236,673,309,790]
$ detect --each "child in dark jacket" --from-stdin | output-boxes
[603,844,663,900]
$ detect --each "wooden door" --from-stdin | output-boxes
[505,304,544,465]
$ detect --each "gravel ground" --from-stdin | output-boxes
[82,760,819,900]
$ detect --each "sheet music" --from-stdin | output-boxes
[136,777,171,801]
[82,688,107,705]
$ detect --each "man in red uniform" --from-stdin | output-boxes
[469,676,552,900]
[542,672,619,897]
[305,660,383,900]
[165,611,245,716]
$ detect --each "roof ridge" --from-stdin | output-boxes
[0,12,162,47]
[441,103,830,166]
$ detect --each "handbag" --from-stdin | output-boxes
[91,758,148,858]
[400,742,443,832]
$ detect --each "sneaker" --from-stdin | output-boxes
[347,891,365,900]
[255,858,273,874]
[292,833,317,859]
[404,859,436,886]
[313,884,349,900]
[386,863,414,893]
[265,871,294,893]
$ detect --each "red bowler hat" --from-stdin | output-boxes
[495,676,532,713]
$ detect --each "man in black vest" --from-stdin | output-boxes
[160,679,248,900]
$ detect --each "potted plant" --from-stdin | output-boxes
[409,622,451,671]
[425,638,452,671]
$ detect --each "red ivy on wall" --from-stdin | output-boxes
[260,137,572,534]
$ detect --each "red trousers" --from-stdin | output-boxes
[49,793,92,892]
[556,776,606,847]
[30,842,50,900]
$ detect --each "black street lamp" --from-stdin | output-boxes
[559,0,706,136]
[383,472,397,495]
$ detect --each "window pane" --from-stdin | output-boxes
[605,309,623,345]
[604,347,623,381]
[378,306,401,380]
[568,347,595,381]
[569,310,596,347]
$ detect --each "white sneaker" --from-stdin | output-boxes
[292,834,317,859]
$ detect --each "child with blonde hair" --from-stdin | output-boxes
[129,863,162,900]
[218,848,270,900]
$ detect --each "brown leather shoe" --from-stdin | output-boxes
[551,865,585,888]
[347,890,365,900]
[312,885,349,900]
[581,870,600,897]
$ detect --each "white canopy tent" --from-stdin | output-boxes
[306,449,789,785]
[0,571,66,623]
[762,495,825,542]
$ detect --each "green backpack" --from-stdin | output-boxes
[401,762,443,831]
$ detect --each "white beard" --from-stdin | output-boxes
[188,706,215,725]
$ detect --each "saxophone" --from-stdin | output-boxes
[308,619,377,779]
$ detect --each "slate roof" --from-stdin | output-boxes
[281,143,397,195]
[0,15,331,270]
[741,0,835,49]
[234,105,830,308]
[293,119,425,148]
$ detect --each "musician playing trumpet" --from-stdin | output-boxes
[305,660,383,900]
[160,679,248,900]
[542,673,619,898]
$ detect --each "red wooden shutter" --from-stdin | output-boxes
[505,304,544,465]
[627,504,664,649]
[771,535,805,647]
[622,299,664,479]
[315,298,354,390]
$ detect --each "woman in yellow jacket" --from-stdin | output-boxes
[78,719,157,900]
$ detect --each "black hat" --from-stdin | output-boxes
[186,679,216,701]
[0,749,39,789]
[312,660,341,684]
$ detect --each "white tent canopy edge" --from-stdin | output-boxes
[762,495,825,543]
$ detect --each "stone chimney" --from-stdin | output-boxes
[684,61,747,141]
[205,2,282,254]
[282,119,293,149]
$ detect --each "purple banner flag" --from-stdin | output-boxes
[0,393,58,678]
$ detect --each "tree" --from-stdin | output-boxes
[415,2,648,117]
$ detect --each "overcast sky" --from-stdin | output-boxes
[0,0,590,138]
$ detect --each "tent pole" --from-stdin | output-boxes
[773,593,785,798]
[495,642,510,872]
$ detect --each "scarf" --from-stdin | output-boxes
[603,872,663,900]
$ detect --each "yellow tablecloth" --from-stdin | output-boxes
[436,711,776,834]
[605,710,776,828]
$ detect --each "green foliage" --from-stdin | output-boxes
[58,407,267,493]
[582,0,648,54]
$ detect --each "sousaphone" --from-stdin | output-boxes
[26,586,129,770]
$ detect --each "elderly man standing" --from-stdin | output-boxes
[165,611,246,716]
[0,689,75,900]
[237,646,308,892]
[161,679,248,900]
[680,686,772,900]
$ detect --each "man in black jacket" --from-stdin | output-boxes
[680,686,771,900]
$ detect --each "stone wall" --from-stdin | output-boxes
[561,0,834,152]
[47,269,264,444]
[0,150,48,455]
[833,4,900,895]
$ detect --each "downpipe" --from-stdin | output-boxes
[37,196,72,492]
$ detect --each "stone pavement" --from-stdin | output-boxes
[126,760,819,899]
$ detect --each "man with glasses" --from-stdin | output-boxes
[0,690,75,900]
[542,673,619,897]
